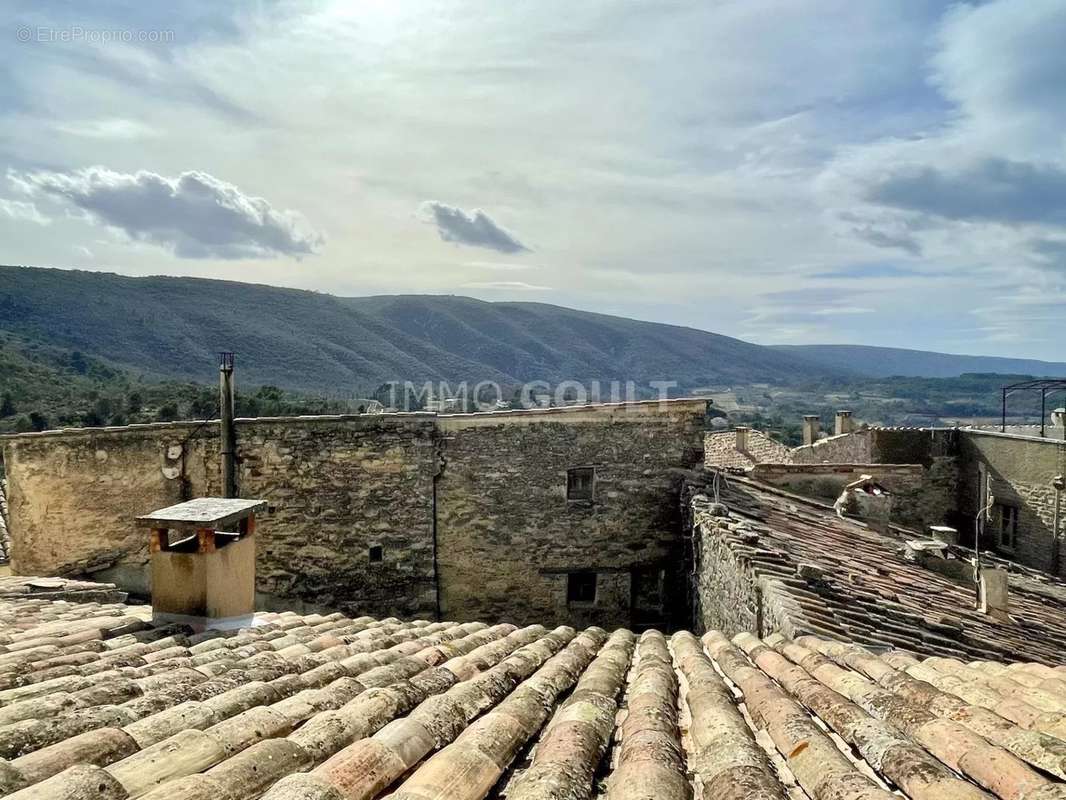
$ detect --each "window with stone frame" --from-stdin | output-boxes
[567,571,597,604]
[993,503,1019,551]
[567,466,595,502]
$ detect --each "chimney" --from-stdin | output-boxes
[137,497,266,629]
[219,353,237,498]
[834,474,892,533]
[802,415,820,446]
[979,568,1009,619]
[834,410,854,436]
[735,426,750,452]
[929,525,958,546]
[1053,408,1065,429]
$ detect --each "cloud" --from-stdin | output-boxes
[811,264,930,280]
[864,158,1066,227]
[0,198,49,225]
[419,201,529,254]
[10,166,323,259]
[850,223,922,256]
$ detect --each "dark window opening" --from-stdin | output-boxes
[567,571,597,604]
[993,504,1018,551]
[369,545,383,563]
[567,467,595,502]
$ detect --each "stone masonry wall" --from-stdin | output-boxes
[235,415,440,619]
[748,461,956,531]
[434,401,707,629]
[790,430,872,464]
[957,430,1066,575]
[0,415,441,618]
[1,400,707,625]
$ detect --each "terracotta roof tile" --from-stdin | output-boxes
[1,583,1066,798]
[690,476,1066,664]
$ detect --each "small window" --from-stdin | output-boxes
[567,572,597,604]
[993,504,1018,551]
[369,545,383,563]
[567,467,595,502]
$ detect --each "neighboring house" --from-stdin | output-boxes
[689,474,1066,664]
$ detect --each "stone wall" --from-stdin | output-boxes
[434,401,707,628]
[791,430,872,464]
[749,462,924,501]
[747,461,955,531]
[957,430,1066,575]
[0,415,442,618]
[1,399,707,626]
[687,493,795,638]
[1,422,218,588]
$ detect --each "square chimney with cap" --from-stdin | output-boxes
[802,415,821,446]
[835,410,854,436]
[136,497,266,629]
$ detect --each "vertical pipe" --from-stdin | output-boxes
[1054,478,1063,577]
[219,352,237,498]
[1001,388,1006,432]
[1041,388,1047,438]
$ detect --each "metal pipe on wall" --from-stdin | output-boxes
[219,352,237,498]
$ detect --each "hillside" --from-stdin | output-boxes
[0,332,353,434]
[773,344,1066,379]
[0,265,849,394]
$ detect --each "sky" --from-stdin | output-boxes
[2,0,1065,360]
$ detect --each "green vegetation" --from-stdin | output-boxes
[0,333,356,435]
[0,265,852,395]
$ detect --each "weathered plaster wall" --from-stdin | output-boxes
[957,430,1066,575]
[434,401,707,629]
[0,415,441,618]
[1,400,707,626]
[1,422,217,590]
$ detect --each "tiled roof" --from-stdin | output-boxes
[691,476,1066,665]
[1,589,1066,799]
[704,429,792,469]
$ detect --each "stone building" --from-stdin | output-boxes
[757,414,1066,577]
[0,399,707,629]
[956,427,1066,576]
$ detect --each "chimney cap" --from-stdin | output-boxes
[136,497,267,530]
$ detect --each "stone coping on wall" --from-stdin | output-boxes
[959,428,1066,448]
[0,397,710,442]
[750,462,925,476]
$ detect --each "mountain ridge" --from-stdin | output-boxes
[772,344,1066,380]
[0,265,849,393]
[2,265,1062,395]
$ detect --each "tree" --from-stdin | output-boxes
[127,392,143,414]
[12,415,33,433]
[0,394,14,418]
[70,351,88,375]
[157,402,179,422]
[29,411,48,432]
[81,408,104,427]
